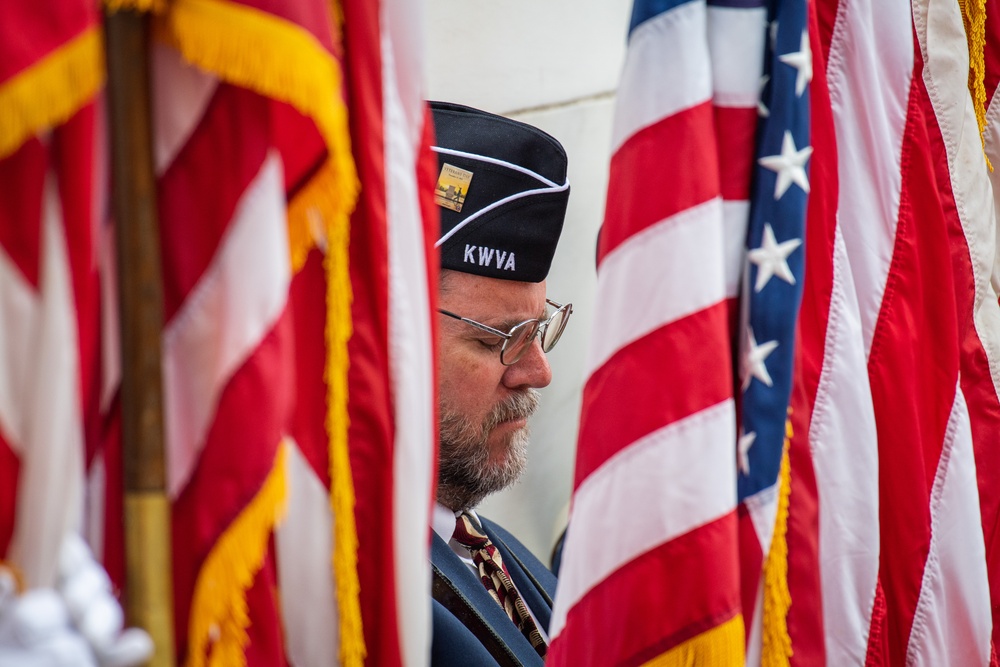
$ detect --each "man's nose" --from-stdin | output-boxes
[502,338,552,389]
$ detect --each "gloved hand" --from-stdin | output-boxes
[0,534,154,667]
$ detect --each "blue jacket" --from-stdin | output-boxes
[430,516,557,666]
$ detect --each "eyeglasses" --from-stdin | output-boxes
[438,299,573,366]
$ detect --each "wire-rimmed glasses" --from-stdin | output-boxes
[438,299,573,366]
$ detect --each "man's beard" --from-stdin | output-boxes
[437,389,540,511]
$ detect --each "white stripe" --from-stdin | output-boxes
[744,581,765,667]
[826,0,912,355]
[744,484,778,558]
[434,180,570,249]
[152,42,219,175]
[431,147,561,188]
[922,0,1000,402]
[723,199,750,299]
[2,175,85,587]
[811,226,881,665]
[587,198,727,375]
[275,440,339,667]
[382,1,434,661]
[905,389,992,666]
[98,220,121,413]
[612,1,711,153]
[84,454,106,562]
[549,400,737,640]
[706,6,768,108]
[162,153,290,498]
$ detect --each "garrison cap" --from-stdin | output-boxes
[430,101,570,283]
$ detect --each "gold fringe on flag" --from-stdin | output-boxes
[641,614,745,667]
[154,0,359,217]
[0,27,104,161]
[185,442,290,667]
[323,203,366,667]
[959,0,992,171]
[287,160,348,274]
[761,419,794,667]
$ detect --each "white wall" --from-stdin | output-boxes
[426,0,632,562]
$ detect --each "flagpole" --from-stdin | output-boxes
[104,9,176,666]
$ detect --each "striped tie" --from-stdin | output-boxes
[452,512,546,657]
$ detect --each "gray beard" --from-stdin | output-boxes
[437,389,540,512]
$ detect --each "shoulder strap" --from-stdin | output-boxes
[431,565,523,667]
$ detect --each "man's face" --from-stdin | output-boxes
[437,271,553,511]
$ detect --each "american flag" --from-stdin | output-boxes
[1,0,438,664]
[550,0,1000,664]
[0,0,105,591]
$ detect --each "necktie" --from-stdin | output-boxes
[452,513,547,657]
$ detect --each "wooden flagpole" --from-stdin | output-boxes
[104,8,177,666]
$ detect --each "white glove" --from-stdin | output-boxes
[0,534,155,667]
[56,534,155,667]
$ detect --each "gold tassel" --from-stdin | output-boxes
[641,615,746,667]
[185,442,290,667]
[323,207,366,666]
[156,0,359,208]
[0,27,103,161]
[959,0,992,171]
[761,420,794,667]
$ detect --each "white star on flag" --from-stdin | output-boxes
[738,431,757,476]
[779,29,813,97]
[758,74,770,118]
[743,327,779,389]
[758,130,813,199]
[748,223,802,292]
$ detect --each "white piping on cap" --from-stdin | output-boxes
[432,146,570,248]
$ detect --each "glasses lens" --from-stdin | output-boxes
[541,304,571,352]
[501,320,540,365]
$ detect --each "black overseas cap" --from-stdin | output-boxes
[430,101,570,283]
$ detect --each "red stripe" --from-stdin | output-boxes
[158,85,270,323]
[574,300,733,486]
[0,430,19,558]
[271,99,327,196]
[737,507,763,641]
[243,545,288,666]
[548,513,741,667]
[0,138,46,289]
[814,0,840,77]
[599,102,721,264]
[341,0,402,662]
[171,307,294,660]
[100,398,125,591]
[233,0,338,53]
[786,373,825,667]
[865,45,962,664]
[0,0,96,82]
[985,4,1000,111]
[784,7,837,663]
[714,105,758,202]
[287,252,330,485]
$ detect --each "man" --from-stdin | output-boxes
[428,101,572,666]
